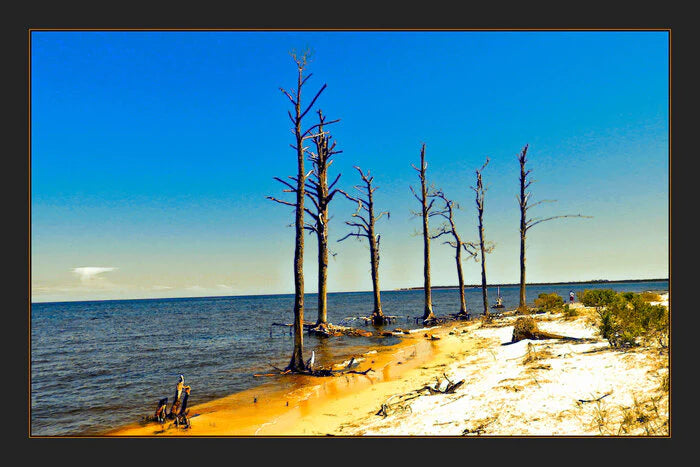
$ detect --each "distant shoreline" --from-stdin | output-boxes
[395,278,670,291]
[31,278,669,305]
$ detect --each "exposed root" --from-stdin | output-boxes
[259,359,375,378]
[307,323,373,338]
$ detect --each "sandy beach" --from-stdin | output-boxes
[111,294,669,437]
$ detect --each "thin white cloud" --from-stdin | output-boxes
[72,267,117,283]
[152,285,174,290]
[216,284,233,290]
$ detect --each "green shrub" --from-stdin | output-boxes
[640,291,662,302]
[620,291,636,301]
[580,289,618,308]
[595,292,669,348]
[534,292,564,312]
[562,304,578,319]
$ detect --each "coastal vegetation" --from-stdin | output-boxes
[591,290,669,348]
[533,292,565,312]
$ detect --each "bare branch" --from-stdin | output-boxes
[267,196,296,207]
[272,177,298,193]
[300,84,328,121]
[280,88,297,106]
[526,214,593,231]
[337,232,366,242]
[375,211,390,222]
[526,199,557,210]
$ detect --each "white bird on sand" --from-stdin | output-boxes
[305,351,315,370]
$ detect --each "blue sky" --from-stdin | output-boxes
[31,31,669,302]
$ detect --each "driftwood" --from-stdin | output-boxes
[271,321,374,338]
[256,358,375,378]
[423,374,465,394]
[511,317,581,343]
[307,323,373,338]
[577,392,612,404]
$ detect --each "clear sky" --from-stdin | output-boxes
[31,31,669,303]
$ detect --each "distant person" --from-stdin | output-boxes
[569,291,575,304]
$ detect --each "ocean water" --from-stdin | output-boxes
[30,280,668,436]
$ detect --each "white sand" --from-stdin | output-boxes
[345,303,669,436]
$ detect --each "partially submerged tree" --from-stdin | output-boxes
[304,110,343,331]
[338,166,390,326]
[410,143,437,323]
[472,158,494,317]
[517,144,591,313]
[267,50,328,372]
[429,190,478,316]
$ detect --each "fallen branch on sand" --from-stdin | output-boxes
[375,373,466,418]
[511,317,581,343]
[375,392,423,417]
[423,374,465,395]
[577,392,612,404]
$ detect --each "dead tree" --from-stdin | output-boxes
[267,50,328,372]
[409,143,437,323]
[304,110,343,331]
[338,167,390,326]
[429,190,478,316]
[473,158,494,317]
[517,144,592,312]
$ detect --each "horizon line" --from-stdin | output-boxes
[30,277,669,305]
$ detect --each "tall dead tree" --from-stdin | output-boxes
[517,144,591,312]
[267,50,328,372]
[304,110,342,331]
[473,158,493,317]
[338,166,390,326]
[410,143,437,323]
[429,190,478,316]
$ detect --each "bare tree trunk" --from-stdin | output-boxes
[317,219,328,326]
[516,144,591,313]
[315,133,329,327]
[429,189,478,317]
[303,110,342,329]
[367,191,384,322]
[412,144,435,322]
[470,158,492,318]
[517,145,529,313]
[338,166,389,326]
[290,68,306,371]
[268,52,329,372]
[455,240,466,314]
[478,209,489,317]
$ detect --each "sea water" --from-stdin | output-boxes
[30,280,668,435]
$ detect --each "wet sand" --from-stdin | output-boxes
[110,320,480,436]
[110,296,669,436]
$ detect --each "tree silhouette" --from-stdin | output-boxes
[338,167,390,325]
[517,144,592,312]
[267,50,328,371]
